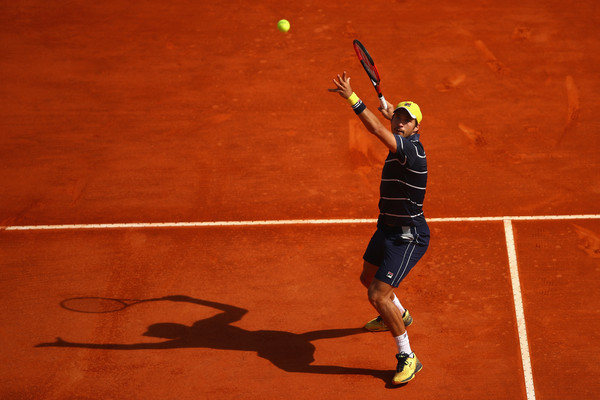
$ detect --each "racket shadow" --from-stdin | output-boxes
[59,296,163,313]
[36,295,392,384]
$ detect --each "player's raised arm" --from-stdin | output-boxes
[329,72,397,153]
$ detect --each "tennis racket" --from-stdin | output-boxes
[60,296,160,313]
[353,39,387,110]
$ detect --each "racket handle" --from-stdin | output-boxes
[379,95,388,110]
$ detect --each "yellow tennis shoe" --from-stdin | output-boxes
[393,352,423,385]
[364,309,413,331]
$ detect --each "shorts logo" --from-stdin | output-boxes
[386,272,394,279]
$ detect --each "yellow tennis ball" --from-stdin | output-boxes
[277,19,290,33]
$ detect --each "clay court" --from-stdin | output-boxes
[1,1,599,399]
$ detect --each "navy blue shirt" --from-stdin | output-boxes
[377,133,429,245]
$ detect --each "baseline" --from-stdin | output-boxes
[3,214,600,231]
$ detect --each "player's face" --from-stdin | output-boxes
[391,109,419,138]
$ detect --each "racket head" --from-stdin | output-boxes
[60,297,133,313]
[353,40,381,83]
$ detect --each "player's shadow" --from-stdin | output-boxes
[36,295,393,384]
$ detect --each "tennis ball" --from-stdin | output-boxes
[277,19,290,33]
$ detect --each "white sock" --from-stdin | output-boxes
[392,293,405,314]
[394,332,412,355]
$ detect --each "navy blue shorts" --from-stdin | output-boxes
[363,227,428,287]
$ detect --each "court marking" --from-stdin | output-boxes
[504,219,536,400]
[4,213,599,400]
[3,213,599,231]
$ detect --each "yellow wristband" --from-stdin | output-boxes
[347,92,360,106]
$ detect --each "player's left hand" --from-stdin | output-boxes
[328,71,354,99]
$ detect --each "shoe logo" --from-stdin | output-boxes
[386,272,394,279]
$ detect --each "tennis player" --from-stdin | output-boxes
[329,71,430,385]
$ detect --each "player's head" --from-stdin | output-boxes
[143,322,188,339]
[392,101,421,137]
[394,101,422,125]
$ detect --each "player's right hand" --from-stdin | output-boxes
[378,100,394,120]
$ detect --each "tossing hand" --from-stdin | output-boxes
[328,71,354,99]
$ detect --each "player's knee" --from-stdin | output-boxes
[367,285,387,308]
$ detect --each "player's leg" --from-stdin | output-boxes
[361,260,408,331]
[367,278,404,336]
[375,236,427,324]
[367,277,421,384]
[368,277,422,384]
[370,236,428,385]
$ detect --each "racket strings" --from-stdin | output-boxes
[60,297,129,313]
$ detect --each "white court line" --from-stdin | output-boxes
[3,219,374,231]
[3,214,600,231]
[504,219,536,400]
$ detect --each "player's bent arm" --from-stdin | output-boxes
[357,107,397,153]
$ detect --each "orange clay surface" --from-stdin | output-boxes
[1,1,599,399]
